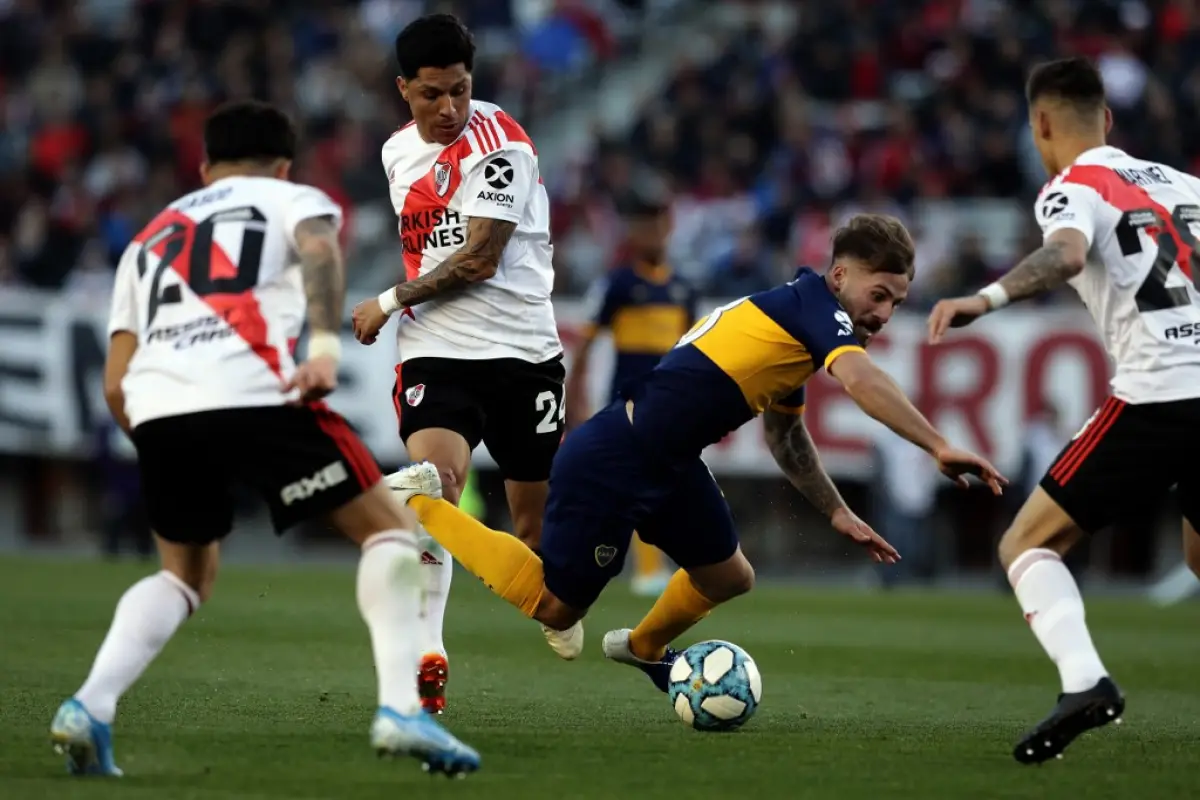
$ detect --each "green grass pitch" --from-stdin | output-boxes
[2,554,1198,799]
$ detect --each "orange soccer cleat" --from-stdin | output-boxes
[418,653,449,715]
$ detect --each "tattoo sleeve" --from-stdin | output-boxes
[996,237,1085,303]
[763,409,847,518]
[293,215,345,332]
[391,217,516,307]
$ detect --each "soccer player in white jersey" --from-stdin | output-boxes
[930,57,1200,764]
[49,102,479,777]
[351,14,565,712]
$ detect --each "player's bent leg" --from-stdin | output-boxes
[603,552,749,694]
[1000,488,1123,765]
[54,535,212,777]
[389,466,546,613]
[327,483,479,775]
[631,533,671,597]
[504,478,549,549]
[405,428,472,506]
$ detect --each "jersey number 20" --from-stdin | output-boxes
[136,206,268,326]
[1115,203,1200,312]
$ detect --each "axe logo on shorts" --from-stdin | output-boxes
[280,461,349,506]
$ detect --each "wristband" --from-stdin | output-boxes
[977,283,1009,311]
[378,286,401,316]
[307,330,342,362]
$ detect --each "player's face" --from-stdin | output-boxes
[833,264,909,345]
[627,211,672,262]
[399,64,472,145]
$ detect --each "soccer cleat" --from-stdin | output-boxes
[1013,677,1125,765]
[49,698,123,776]
[386,462,443,507]
[418,653,449,715]
[541,620,584,660]
[370,706,480,777]
[601,628,681,693]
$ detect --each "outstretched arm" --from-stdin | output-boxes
[386,216,517,309]
[762,409,847,519]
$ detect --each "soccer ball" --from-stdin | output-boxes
[667,640,762,731]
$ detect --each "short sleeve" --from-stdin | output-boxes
[107,245,140,337]
[283,185,344,250]
[788,278,865,371]
[769,385,806,415]
[460,149,537,224]
[1035,176,1101,248]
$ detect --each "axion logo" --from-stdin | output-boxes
[476,190,514,207]
[280,461,349,506]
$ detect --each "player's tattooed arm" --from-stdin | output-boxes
[996,229,1088,303]
[293,215,345,332]
[763,409,847,518]
[390,217,517,307]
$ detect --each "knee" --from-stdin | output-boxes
[535,592,584,630]
[997,524,1071,574]
[163,564,216,605]
[692,560,754,604]
[436,466,463,505]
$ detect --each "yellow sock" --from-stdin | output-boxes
[628,569,719,661]
[632,533,664,578]
[409,495,544,618]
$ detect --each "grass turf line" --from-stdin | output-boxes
[1,555,1197,799]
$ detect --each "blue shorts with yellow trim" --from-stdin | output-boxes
[540,402,737,610]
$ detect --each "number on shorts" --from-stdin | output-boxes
[535,390,564,434]
[675,297,749,348]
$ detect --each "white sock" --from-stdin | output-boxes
[75,571,199,723]
[417,526,452,658]
[1008,548,1108,693]
[357,530,422,715]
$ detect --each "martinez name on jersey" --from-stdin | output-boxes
[383,100,560,363]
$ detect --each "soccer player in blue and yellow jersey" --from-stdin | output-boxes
[566,191,697,596]
[387,214,1006,684]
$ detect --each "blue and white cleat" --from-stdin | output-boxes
[49,698,122,776]
[602,628,682,693]
[370,706,480,777]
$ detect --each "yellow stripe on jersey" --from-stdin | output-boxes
[611,305,692,354]
[689,301,816,415]
[824,345,864,371]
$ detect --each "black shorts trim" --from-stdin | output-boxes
[392,355,565,482]
[131,405,383,545]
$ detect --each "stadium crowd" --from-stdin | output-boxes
[2,0,1198,306]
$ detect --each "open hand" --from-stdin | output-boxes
[927,295,990,344]
[831,507,900,565]
[933,445,1007,495]
[352,298,388,345]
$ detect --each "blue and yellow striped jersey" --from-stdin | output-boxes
[625,267,864,459]
[584,264,697,402]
